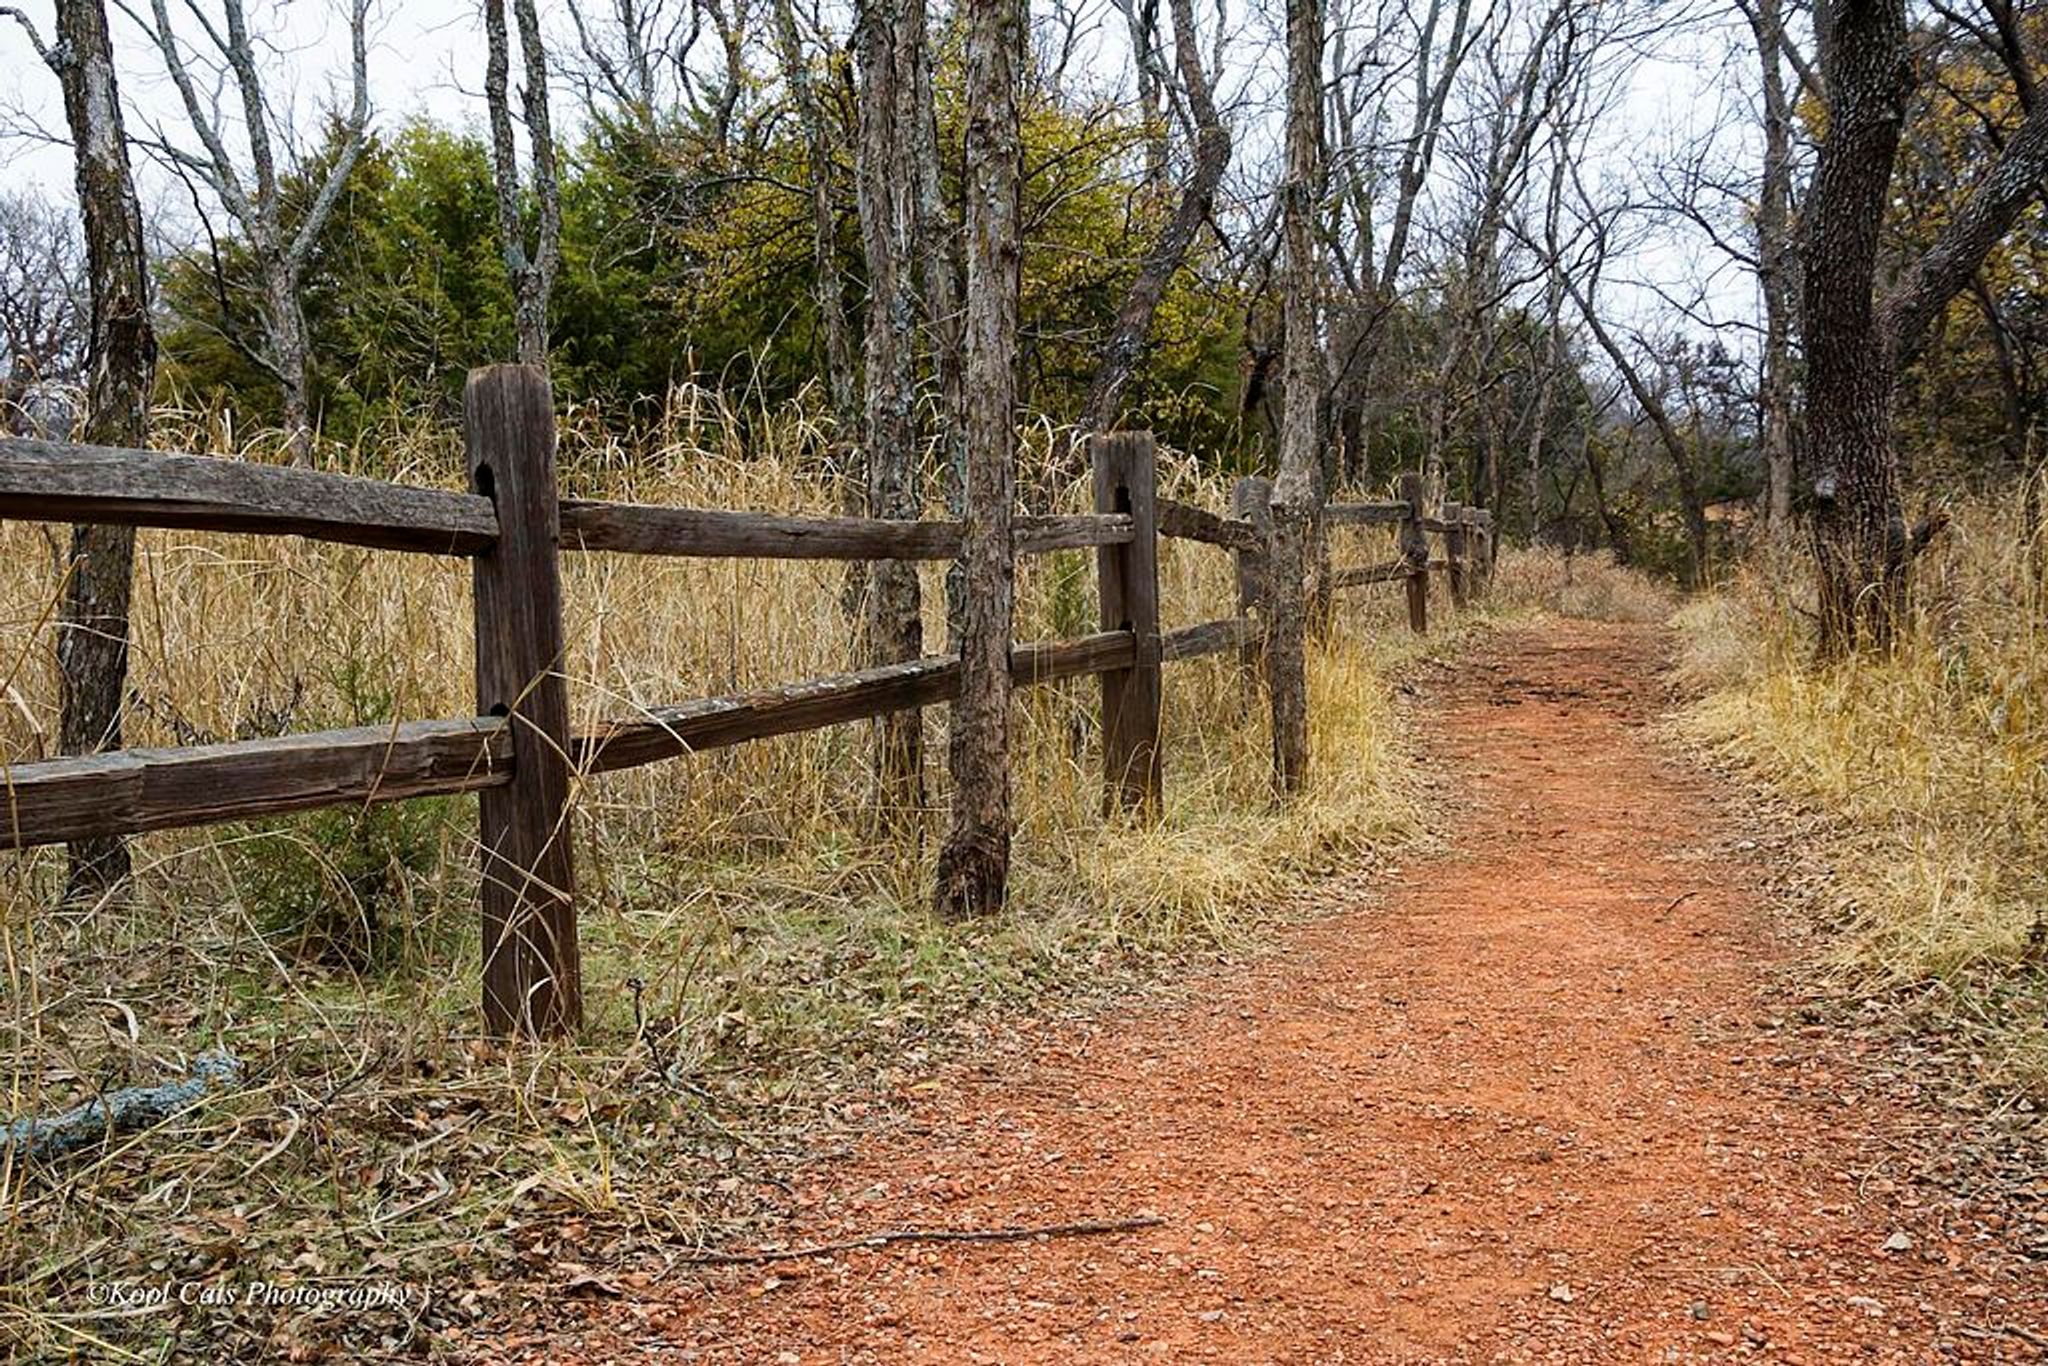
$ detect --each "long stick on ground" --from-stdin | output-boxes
[672,1215,1167,1266]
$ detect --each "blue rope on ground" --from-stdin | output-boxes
[3,1050,240,1160]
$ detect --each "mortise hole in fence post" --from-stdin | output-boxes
[1398,470,1429,635]
[466,364,580,1041]
[1444,500,1470,611]
[1093,432,1162,818]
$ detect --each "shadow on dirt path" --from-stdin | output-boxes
[495,620,2048,1364]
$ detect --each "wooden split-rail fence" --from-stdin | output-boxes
[0,365,1493,1039]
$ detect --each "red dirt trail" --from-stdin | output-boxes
[507,620,2048,1363]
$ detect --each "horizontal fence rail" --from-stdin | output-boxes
[1157,497,1260,552]
[0,435,500,555]
[1322,500,1408,527]
[1329,560,1411,589]
[560,502,1132,560]
[1,364,1492,1038]
[0,719,512,848]
[0,618,1271,853]
[577,631,1139,774]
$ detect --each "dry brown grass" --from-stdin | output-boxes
[0,397,1440,1360]
[1674,488,2048,1093]
[1486,543,1677,624]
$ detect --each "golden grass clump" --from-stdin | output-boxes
[1486,542,1677,623]
[0,396,1431,1360]
[1674,488,2048,1090]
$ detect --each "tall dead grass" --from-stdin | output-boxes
[1486,542,1677,623]
[0,394,1434,1359]
[1674,488,2048,1092]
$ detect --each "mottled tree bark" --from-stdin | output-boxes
[1802,0,2048,650]
[1266,0,1323,796]
[1802,0,1915,651]
[855,0,926,809]
[905,2,968,644]
[1883,95,2048,373]
[36,0,158,898]
[485,0,563,367]
[262,265,313,456]
[934,0,1022,919]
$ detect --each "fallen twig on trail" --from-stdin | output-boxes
[672,1215,1167,1266]
[1656,890,1700,920]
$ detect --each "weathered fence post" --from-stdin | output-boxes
[1094,432,1162,816]
[1444,500,1470,610]
[466,365,580,1040]
[1470,508,1493,597]
[1398,470,1429,634]
[1231,474,1273,690]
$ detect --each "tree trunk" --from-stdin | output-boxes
[1076,0,1230,436]
[264,265,314,465]
[1527,144,1570,543]
[1796,0,2048,646]
[906,2,968,645]
[1124,0,1167,192]
[485,0,562,369]
[1563,273,1710,587]
[47,0,157,899]
[856,0,926,810]
[1584,433,1632,565]
[1748,0,1798,537]
[1326,0,1473,490]
[772,0,860,439]
[1802,0,1913,652]
[1526,326,1558,543]
[934,0,1022,919]
[1267,0,1323,796]
[125,0,370,466]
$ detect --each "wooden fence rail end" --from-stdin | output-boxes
[0,435,498,555]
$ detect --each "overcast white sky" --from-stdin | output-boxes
[0,0,1760,345]
[3,0,481,197]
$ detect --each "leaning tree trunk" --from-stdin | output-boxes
[46,0,156,899]
[856,0,926,811]
[934,0,1023,919]
[1802,0,1913,653]
[1584,433,1633,565]
[1266,0,1324,796]
[1566,273,1712,588]
[1076,0,1230,436]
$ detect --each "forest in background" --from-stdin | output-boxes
[2,0,2037,591]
